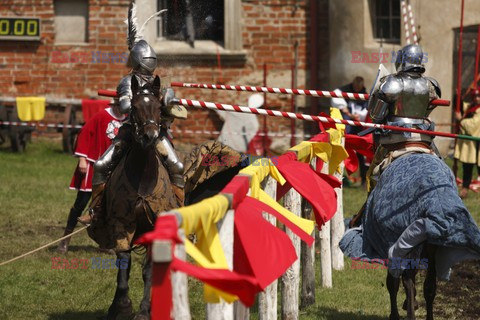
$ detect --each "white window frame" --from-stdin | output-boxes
[136,0,244,59]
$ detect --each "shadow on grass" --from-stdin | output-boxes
[310,307,388,320]
[48,310,107,320]
[46,245,116,255]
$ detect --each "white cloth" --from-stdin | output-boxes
[331,88,368,121]
[215,94,263,152]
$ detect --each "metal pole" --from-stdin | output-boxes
[456,0,465,114]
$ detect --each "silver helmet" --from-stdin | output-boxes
[128,40,157,74]
[394,44,425,73]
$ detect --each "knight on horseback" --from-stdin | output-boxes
[78,1,187,225]
[366,44,442,189]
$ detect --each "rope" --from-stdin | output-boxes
[0,226,88,267]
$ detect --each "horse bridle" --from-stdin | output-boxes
[131,89,162,138]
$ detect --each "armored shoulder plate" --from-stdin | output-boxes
[117,75,132,97]
[378,75,403,103]
[425,77,441,98]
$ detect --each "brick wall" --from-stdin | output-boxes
[0,0,329,150]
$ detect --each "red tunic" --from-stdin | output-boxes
[69,108,125,191]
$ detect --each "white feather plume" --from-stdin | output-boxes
[139,9,168,36]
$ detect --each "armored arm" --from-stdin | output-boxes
[161,87,187,121]
[368,75,402,123]
[117,76,133,114]
[426,77,441,114]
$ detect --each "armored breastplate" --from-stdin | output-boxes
[390,75,430,119]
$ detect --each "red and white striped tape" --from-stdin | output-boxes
[407,4,418,44]
[171,82,450,106]
[0,121,83,129]
[401,0,411,44]
[171,82,370,100]
[0,120,310,138]
[175,98,475,141]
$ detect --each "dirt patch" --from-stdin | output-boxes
[435,260,480,319]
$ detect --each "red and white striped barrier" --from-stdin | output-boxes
[171,82,370,100]
[169,82,450,106]
[98,90,477,142]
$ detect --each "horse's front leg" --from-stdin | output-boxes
[134,247,152,320]
[106,251,132,320]
[387,272,400,320]
[424,245,437,320]
[402,270,419,311]
[402,269,417,320]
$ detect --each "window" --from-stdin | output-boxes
[157,0,224,46]
[372,0,400,44]
[54,0,88,43]
[151,0,243,56]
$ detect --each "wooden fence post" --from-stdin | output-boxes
[172,229,191,320]
[281,187,302,319]
[259,175,278,320]
[319,161,332,288]
[206,209,235,320]
[300,160,316,308]
[331,137,345,270]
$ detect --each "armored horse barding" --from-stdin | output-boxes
[87,76,248,320]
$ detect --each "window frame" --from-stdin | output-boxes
[137,0,244,62]
[53,0,89,44]
[371,0,401,44]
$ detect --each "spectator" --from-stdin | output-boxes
[454,88,480,199]
[331,76,369,185]
[57,102,125,253]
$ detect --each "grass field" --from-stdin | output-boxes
[0,138,479,319]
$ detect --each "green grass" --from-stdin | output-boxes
[0,139,479,319]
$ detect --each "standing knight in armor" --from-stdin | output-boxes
[78,1,187,225]
[366,44,442,189]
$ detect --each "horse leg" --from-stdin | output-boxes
[402,269,419,311]
[106,251,132,320]
[424,245,437,320]
[387,272,401,320]
[402,269,416,320]
[134,248,152,320]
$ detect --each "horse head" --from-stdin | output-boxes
[130,75,162,148]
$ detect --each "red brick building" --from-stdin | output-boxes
[0,0,329,149]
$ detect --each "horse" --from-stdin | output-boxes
[340,152,480,320]
[87,76,248,320]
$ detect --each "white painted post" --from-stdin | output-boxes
[206,209,235,320]
[281,187,302,320]
[234,302,250,320]
[319,162,332,288]
[259,176,278,320]
[300,160,316,308]
[331,137,345,270]
[172,229,191,320]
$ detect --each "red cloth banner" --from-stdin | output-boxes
[276,152,338,227]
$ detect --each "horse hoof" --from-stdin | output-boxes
[133,313,150,320]
[388,314,400,320]
[106,297,133,320]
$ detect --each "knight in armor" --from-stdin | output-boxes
[349,44,442,228]
[366,44,442,189]
[78,1,187,225]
